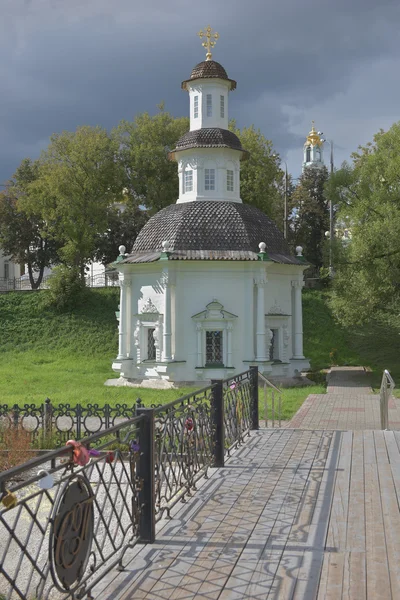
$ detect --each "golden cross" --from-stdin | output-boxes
[198,25,219,61]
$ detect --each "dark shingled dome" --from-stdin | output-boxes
[171,128,247,157]
[132,201,291,255]
[181,60,237,91]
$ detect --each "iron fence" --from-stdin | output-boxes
[0,272,119,293]
[0,367,259,599]
[0,399,142,447]
[0,416,144,600]
[222,370,254,454]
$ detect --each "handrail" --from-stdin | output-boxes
[380,369,395,430]
[258,371,282,394]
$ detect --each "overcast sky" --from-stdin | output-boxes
[2,0,400,187]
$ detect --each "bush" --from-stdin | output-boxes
[46,265,87,311]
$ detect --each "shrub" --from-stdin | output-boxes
[45,265,87,311]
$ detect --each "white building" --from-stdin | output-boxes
[0,250,20,289]
[111,36,310,387]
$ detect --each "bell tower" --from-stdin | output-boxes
[302,121,324,171]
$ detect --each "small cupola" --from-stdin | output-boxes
[302,121,324,171]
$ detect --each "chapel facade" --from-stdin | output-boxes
[111,28,310,387]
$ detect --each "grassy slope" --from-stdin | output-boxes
[303,289,400,388]
[3,288,398,416]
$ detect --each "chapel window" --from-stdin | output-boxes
[206,94,212,117]
[194,96,199,119]
[269,329,280,361]
[205,168,215,191]
[206,330,223,365]
[227,169,234,192]
[220,95,225,118]
[147,328,156,360]
[306,146,311,162]
[184,170,193,193]
[4,263,9,280]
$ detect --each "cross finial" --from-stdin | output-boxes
[198,25,219,61]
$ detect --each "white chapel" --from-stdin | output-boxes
[111,28,310,387]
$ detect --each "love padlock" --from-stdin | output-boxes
[37,470,54,490]
[1,490,18,509]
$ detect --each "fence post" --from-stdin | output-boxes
[43,398,53,439]
[137,407,155,544]
[249,366,259,430]
[211,380,224,468]
[12,404,19,428]
[76,404,82,440]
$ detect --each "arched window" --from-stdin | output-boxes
[306,146,311,162]
[316,148,321,161]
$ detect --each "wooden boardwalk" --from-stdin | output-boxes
[94,427,400,599]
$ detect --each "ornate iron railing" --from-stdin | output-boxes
[0,416,144,600]
[259,372,283,427]
[222,370,254,454]
[0,367,260,599]
[380,369,395,430]
[0,272,118,293]
[152,385,215,520]
[0,399,141,447]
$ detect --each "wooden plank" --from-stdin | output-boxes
[326,431,352,551]
[375,431,400,598]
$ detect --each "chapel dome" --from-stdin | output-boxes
[170,128,248,159]
[181,60,237,91]
[131,201,294,259]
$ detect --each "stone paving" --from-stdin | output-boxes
[288,366,400,430]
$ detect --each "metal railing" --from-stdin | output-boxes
[0,272,119,292]
[0,367,259,599]
[380,369,395,430]
[0,399,141,447]
[259,372,283,427]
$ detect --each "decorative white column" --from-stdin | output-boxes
[227,322,233,367]
[254,278,268,361]
[292,280,305,359]
[117,274,131,359]
[162,271,173,361]
[196,323,203,367]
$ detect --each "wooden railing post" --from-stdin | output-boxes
[137,407,155,543]
[211,380,224,468]
[250,366,259,430]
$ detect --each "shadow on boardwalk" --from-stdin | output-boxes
[94,426,400,599]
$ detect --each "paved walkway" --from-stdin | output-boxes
[94,427,400,599]
[288,367,400,430]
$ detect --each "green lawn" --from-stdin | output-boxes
[2,287,399,420]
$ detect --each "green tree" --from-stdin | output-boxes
[327,123,400,324]
[94,201,149,266]
[291,165,330,268]
[113,109,189,213]
[0,159,59,289]
[24,126,120,280]
[229,121,284,220]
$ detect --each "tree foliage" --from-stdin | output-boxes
[23,126,120,279]
[113,110,189,213]
[0,159,59,289]
[94,201,149,266]
[229,121,284,220]
[290,165,330,268]
[328,123,400,324]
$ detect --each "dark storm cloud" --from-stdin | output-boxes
[1,0,400,183]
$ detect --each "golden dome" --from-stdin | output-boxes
[305,121,323,147]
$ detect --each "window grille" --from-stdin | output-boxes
[206,330,223,364]
[147,328,156,360]
[220,95,225,118]
[205,168,215,191]
[194,95,199,118]
[184,170,193,193]
[227,169,234,191]
[206,94,212,117]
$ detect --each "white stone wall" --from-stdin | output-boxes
[187,80,230,131]
[177,148,241,204]
[0,250,20,280]
[112,261,309,383]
